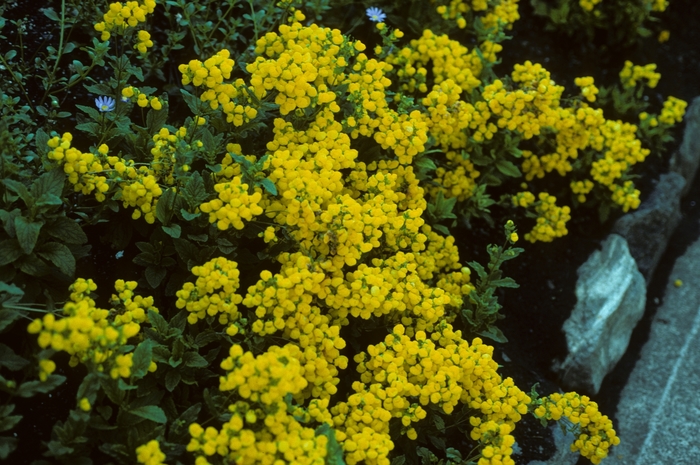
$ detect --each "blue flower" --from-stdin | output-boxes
[366,6,386,23]
[95,96,116,112]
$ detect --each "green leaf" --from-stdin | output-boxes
[182,172,208,209]
[180,210,201,221]
[173,238,199,265]
[47,217,88,244]
[260,178,277,196]
[390,456,406,465]
[145,266,167,288]
[156,188,177,225]
[180,89,202,115]
[147,309,170,335]
[477,325,508,343]
[495,159,522,177]
[490,277,519,288]
[15,374,66,397]
[0,436,18,460]
[0,414,21,433]
[315,424,345,465]
[182,351,208,368]
[164,369,181,392]
[99,377,124,404]
[445,448,462,461]
[3,179,33,207]
[432,224,451,236]
[129,405,167,424]
[76,373,100,401]
[18,255,51,277]
[0,344,29,371]
[146,106,169,134]
[14,217,43,254]
[0,309,21,333]
[169,403,201,440]
[0,240,23,266]
[131,339,154,379]
[117,379,137,391]
[432,414,445,432]
[414,156,437,172]
[162,224,181,238]
[36,242,75,276]
[31,169,65,199]
[467,261,488,281]
[42,7,60,21]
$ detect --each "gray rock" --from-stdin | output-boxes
[607,236,700,464]
[612,172,685,283]
[557,234,646,394]
[670,96,700,197]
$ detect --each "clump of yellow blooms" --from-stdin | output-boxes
[136,440,167,465]
[619,61,660,89]
[187,344,328,465]
[121,86,164,110]
[513,192,571,243]
[47,133,110,201]
[27,278,153,378]
[331,324,530,465]
[570,179,595,203]
[199,177,265,231]
[579,0,603,12]
[534,392,620,464]
[435,0,520,32]
[659,96,688,125]
[574,76,599,102]
[134,29,153,54]
[648,0,669,12]
[179,50,258,126]
[93,0,157,42]
[175,257,244,330]
[36,9,634,465]
[38,358,56,382]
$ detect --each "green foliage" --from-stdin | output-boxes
[461,221,523,342]
[531,0,665,45]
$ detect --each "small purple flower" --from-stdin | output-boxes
[366,7,386,23]
[95,96,116,112]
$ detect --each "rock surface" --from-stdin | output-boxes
[670,96,700,197]
[607,236,700,464]
[612,172,685,283]
[557,234,646,394]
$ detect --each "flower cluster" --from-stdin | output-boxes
[619,61,660,89]
[93,0,157,41]
[331,324,530,465]
[136,440,167,465]
[436,0,520,31]
[199,176,264,231]
[579,0,603,12]
[187,344,328,465]
[122,86,164,110]
[27,279,152,378]
[534,392,620,464]
[658,96,688,125]
[47,133,110,201]
[243,253,347,399]
[513,192,571,243]
[574,76,599,102]
[179,50,258,126]
[175,257,244,331]
[570,179,595,203]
